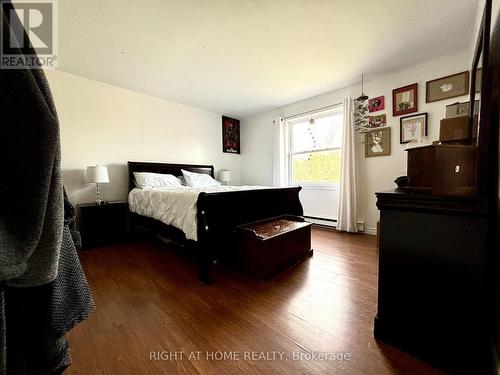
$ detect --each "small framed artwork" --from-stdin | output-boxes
[222,116,240,154]
[426,71,469,102]
[445,100,479,118]
[400,113,428,144]
[365,127,391,157]
[393,83,418,116]
[368,96,385,112]
[368,114,386,128]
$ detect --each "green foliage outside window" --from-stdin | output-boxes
[292,149,341,183]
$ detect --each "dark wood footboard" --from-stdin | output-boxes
[196,187,303,283]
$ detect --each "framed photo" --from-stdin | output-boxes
[445,100,479,118]
[426,71,469,102]
[400,113,428,144]
[222,116,240,154]
[393,83,418,116]
[368,96,384,112]
[365,127,391,157]
[368,114,386,128]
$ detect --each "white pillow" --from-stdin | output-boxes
[133,172,183,189]
[181,169,220,188]
[176,176,187,186]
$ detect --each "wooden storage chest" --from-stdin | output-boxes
[237,215,313,280]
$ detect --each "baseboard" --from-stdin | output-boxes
[306,217,376,235]
[364,226,377,236]
[305,216,336,227]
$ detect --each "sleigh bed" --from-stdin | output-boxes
[127,161,304,283]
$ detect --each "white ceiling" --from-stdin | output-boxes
[56,0,479,118]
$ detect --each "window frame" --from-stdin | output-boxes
[286,106,343,189]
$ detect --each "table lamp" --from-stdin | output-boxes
[219,170,230,186]
[85,165,109,205]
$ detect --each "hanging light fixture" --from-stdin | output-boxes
[356,73,368,101]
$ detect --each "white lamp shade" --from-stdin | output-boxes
[85,166,109,183]
[219,170,231,183]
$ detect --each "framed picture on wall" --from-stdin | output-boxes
[222,116,240,154]
[392,83,418,116]
[365,127,391,157]
[368,114,387,128]
[445,100,479,118]
[368,96,385,112]
[400,113,428,143]
[425,71,469,102]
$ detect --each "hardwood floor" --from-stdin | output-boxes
[66,227,443,375]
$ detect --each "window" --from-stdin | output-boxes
[287,106,343,186]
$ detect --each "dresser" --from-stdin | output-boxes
[374,190,495,373]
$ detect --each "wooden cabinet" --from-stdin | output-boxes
[374,190,494,373]
[405,144,476,195]
[77,201,128,249]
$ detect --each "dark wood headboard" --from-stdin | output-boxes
[128,161,215,191]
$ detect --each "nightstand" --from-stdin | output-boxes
[77,201,128,249]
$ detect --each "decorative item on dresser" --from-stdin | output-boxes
[77,201,128,249]
[445,100,479,118]
[85,165,109,205]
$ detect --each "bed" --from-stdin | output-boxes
[127,161,304,283]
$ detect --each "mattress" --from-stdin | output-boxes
[128,185,269,241]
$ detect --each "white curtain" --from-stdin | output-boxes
[337,98,358,233]
[272,117,287,186]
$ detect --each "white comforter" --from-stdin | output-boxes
[128,185,270,241]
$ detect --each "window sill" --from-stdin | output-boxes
[298,185,340,191]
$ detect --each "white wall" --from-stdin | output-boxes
[241,48,472,234]
[46,70,241,204]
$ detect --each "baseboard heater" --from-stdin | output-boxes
[304,216,337,228]
[305,217,367,233]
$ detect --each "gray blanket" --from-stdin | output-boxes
[0,2,95,373]
[2,191,95,374]
[0,1,63,287]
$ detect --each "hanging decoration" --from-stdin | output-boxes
[308,118,317,148]
[307,117,317,161]
[356,73,369,101]
[354,98,369,131]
